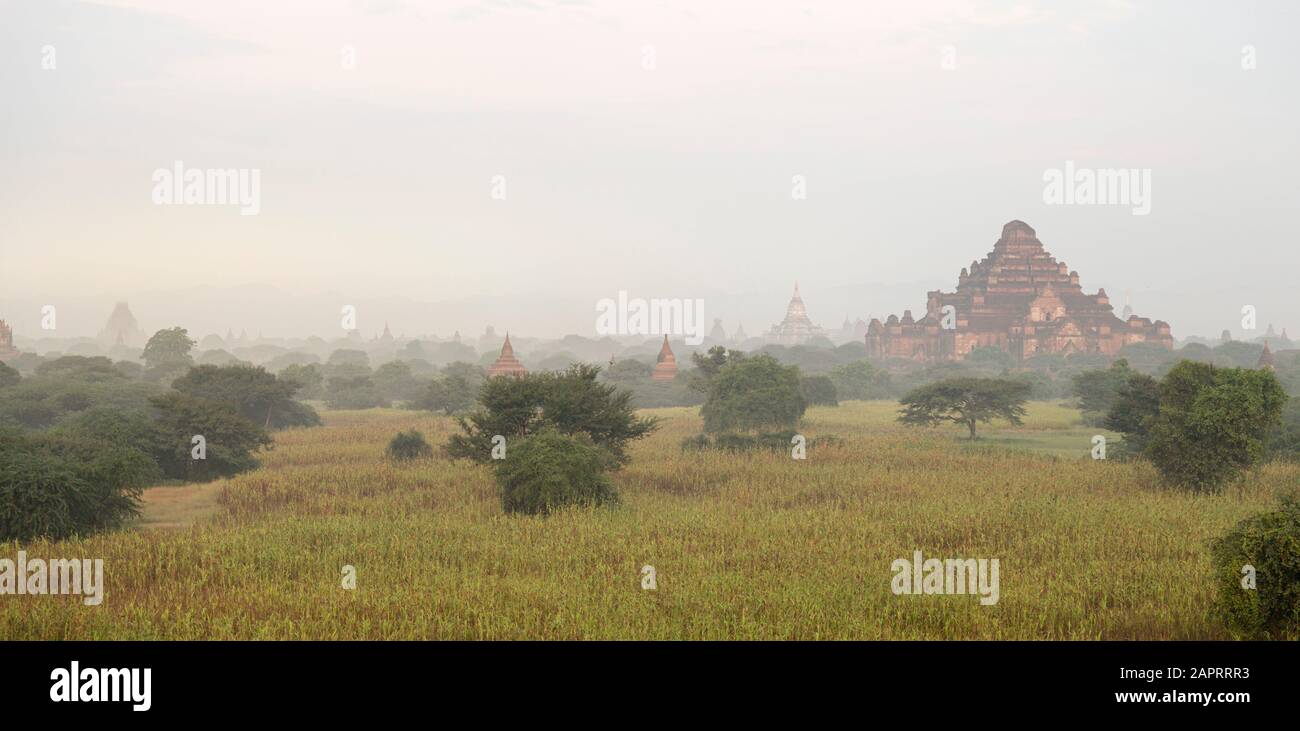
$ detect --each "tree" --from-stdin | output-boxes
[327,349,370,369]
[1145,361,1286,491]
[1102,370,1161,455]
[897,377,1031,440]
[829,360,891,401]
[0,362,19,388]
[278,363,325,400]
[325,374,389,410]
[1071,358,1134,426]
[964,346,1016,373]
[446,364,656,466]
[149,392,273,481]
[411,362,484,414]
[141,327,196,372]
[688,346,745,394]
[372,361,423,403]
[492,426,617,515]
[800,375,839,406]
[1267,397,1300,460]
[172,364,320,429]
[700,354,805,434]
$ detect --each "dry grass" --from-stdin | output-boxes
[2,401,1293,640]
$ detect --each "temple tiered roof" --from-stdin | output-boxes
[487,333,527,378]
[866,220,1173,361]
[651,335,678,382]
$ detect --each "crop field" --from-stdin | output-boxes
[2,401,1292,640]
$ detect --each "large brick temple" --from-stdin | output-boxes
[865,220,1173,361]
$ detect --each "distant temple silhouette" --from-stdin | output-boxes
[866,220,1173,361]
[767,283,827,345]
[487,333,527,378]
[651,335,679,381]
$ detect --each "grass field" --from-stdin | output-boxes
[3,401,1294,640]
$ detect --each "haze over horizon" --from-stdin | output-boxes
[4,0,1299,341]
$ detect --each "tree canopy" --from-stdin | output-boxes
[897,377,1031,439]
[700,354,806,433]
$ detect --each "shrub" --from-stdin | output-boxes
[0,429,155,542]
[386,430,433,461]
[492,427,617,515]
[1210,496,1300,639]
[680,431,844,454]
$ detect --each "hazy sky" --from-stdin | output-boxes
[2,0,1298,340]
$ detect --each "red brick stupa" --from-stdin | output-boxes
[487,333,528,378]
[651,335,679,382]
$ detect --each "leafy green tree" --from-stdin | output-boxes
[0,362,19,388]
[149,392,273,481]
[1102,370,1161,455]
[36,355,120,381]
[700,354,805,433]
[278,363,325,400]
[897,377,1031,440]
[411,362,484,414]
[800,375,839,406]
[492,426,617,515]
[688,346,745,394]
[829,360,891,401]
[372,361,423,403]
[1267,397,1300,460]
[141,327,196,372]
[1145,361,1286,491]
[327,349,370,369]
[447,364,656,466]
[172,364,320,429]
[964,346,1016,373]
[1071,358,1135,426]
[0,428,156,541]
[325,374,389,410]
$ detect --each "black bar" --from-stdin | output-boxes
[0,641,1285,718]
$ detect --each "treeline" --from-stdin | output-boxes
[0,329,321,541]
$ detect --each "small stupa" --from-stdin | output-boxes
[487,333,528,378]
[651,335,679,382]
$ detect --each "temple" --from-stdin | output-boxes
[1258,341,1276,371]
[651,335,679,381]
[98,301,144,349]
[486,333,528,378]
[767,283,827,345]
[0,319,18,362]
[866,221,1173,361]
